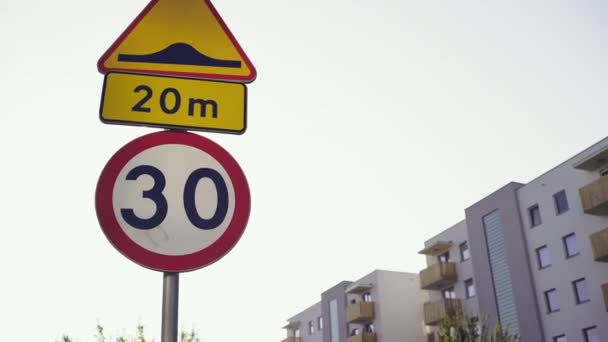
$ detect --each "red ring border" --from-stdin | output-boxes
[95,131,251,272]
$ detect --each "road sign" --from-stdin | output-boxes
[97,0,256,83]
[100,72,247,134]
[95,131,251,272]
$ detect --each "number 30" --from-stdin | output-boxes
[120,165,229,230]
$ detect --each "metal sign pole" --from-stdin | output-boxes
[161,272,179,342]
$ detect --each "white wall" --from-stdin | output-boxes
[287,302,324,342]
[517,139,608,341]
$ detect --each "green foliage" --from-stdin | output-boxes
[436,313,520,342]
[437,313,480,341]
[180,329,200,342]
[58,323,201,342]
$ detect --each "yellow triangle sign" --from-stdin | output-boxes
[98,0,256,83]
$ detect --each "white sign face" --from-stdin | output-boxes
[113,144,236,256]
[96,131,250,272]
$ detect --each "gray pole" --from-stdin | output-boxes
[161,272,179,342]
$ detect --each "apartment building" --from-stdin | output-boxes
[419,137,608,342]
[418,220,480,338]
[282,270,427,342]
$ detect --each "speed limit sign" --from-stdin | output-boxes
[95,131,251,272]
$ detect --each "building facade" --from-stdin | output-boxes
[282,270,427,342]
[418,220,481,339]
[284,137,608,342]
[419,138,608,342]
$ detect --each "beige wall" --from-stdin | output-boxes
[423,220,480,318]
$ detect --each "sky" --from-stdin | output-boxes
[1,0,607,340]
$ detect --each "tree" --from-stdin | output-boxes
[436,313,520,342]
[58,323,201,342]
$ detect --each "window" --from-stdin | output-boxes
[465,279,476,298]
[442,287,456,299]
[529,205,542,227]
[294,329,300,338]
[563,233,579,258]
[329,299,338,342]
[364,323,375,333]
[553,335,567,342]
[573,278,590,304]
[483,209,520,334]
[350,328,360,337]
[460,242,470,261]
[583,326,599,342]
[545,289,560,313]
[536,245,551,269]
[317,316,323,331]
[553,190,569,215]
[308,320,314,334]
[438,251,450,263]
[363,292,372,302]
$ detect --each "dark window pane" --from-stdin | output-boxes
[554,335,567,342]
[584,326,599,342]
[554,190,569,214]
[536,245,551,269]
[574,278,590,303]
[529,205,542,227]
[460,242,470,261]
[563,234,579,258]
[465,279,476,298]
[545,289,560,313]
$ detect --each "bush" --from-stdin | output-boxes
[58,323,200,342]
[436,313,520,342]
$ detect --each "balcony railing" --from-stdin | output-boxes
[346,301,375,323]
[423,299,462,326]
[281,338,301,342]
[347,332,377,342]
[590,228,608,262]
[580,177,608,215]
[419,262,458,290]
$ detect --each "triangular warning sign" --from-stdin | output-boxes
[97,0,256,83]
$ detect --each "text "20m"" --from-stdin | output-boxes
[132,85,219,119]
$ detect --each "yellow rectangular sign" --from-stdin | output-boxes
[100,72,247,134]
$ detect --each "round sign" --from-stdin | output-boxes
[95,131,250,272]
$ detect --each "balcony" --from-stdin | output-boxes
[423,299,462,326]
[281,321,300,342]
[590,228,608,262]
[347,332,377,342]
[419,262,457,290]
[419,241,452,256]
[579,177,608,215]
[281,338,301,342]
[346,301,375,323]
[602,283,608,312]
